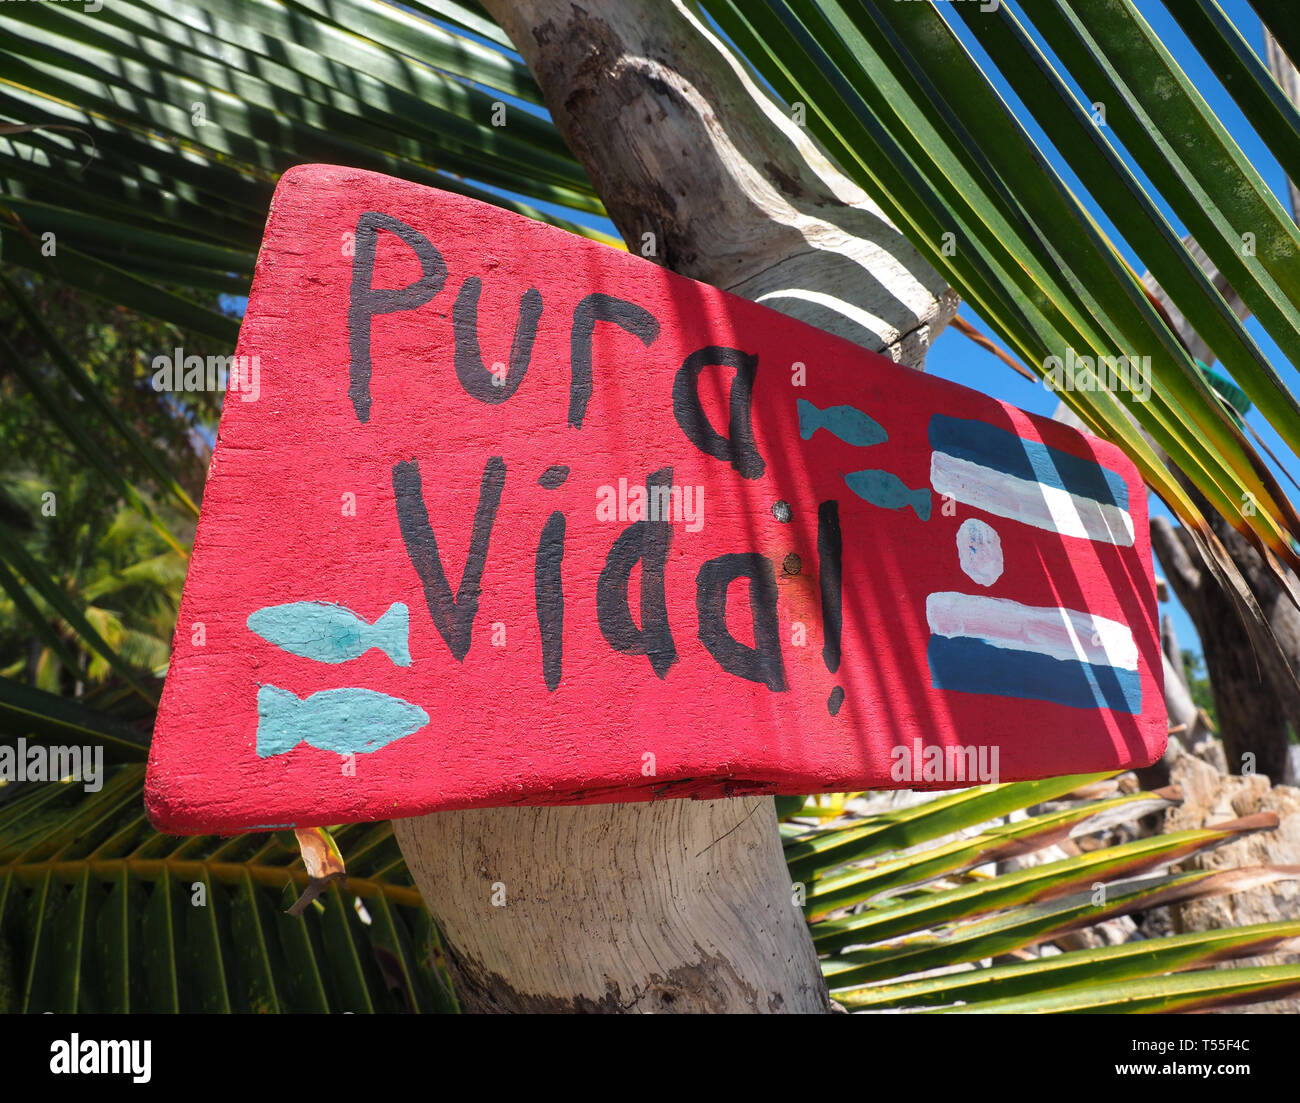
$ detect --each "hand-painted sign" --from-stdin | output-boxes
[145,165,1166,834]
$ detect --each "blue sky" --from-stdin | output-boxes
[235,0,1297,659]
[922,0,1300,661]
[470,0,1300,660]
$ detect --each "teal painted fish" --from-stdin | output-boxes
[255,685,429,758]
[844,469,931,521]
[247,601,411,666]
[797,399,887,447]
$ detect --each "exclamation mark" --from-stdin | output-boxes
[818,499,845,716]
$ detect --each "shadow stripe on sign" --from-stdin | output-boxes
[929,413,1135,547]
[144,164,1165,835]
[926,591,1142,715]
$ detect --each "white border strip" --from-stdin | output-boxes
[926,591,1139,671]
[930,451,1135,547]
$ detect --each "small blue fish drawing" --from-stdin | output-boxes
[797,399,888,447]
[844,469,932,521]
[255,685,429,758]
[247,601,411,666]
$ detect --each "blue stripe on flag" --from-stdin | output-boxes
[927,635,1142,714]
[928,415,1129,511]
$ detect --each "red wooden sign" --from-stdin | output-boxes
[145,164,1165,834]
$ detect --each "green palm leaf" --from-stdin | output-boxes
[0,763,455,1012]
[706,0,1300,621]
[781,777,1300,1012]
[5,0,1300,1014]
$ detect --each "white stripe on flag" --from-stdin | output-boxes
[930,451,1135,547]
[926,591,1139,671]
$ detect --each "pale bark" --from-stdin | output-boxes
[395,0,956,1013]
[1160,613,1203,746]
[394,799,826,1012]
[485,0,958,368]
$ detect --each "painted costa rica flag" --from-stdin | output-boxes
[145,165,1165,834]
[926,414,1143,716]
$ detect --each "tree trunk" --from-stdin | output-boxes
[483,0,957,368]
[394,799,825,1012]
[1152,505,1300,784]
[394,0,956,1013]
[1059,234,1300,784]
